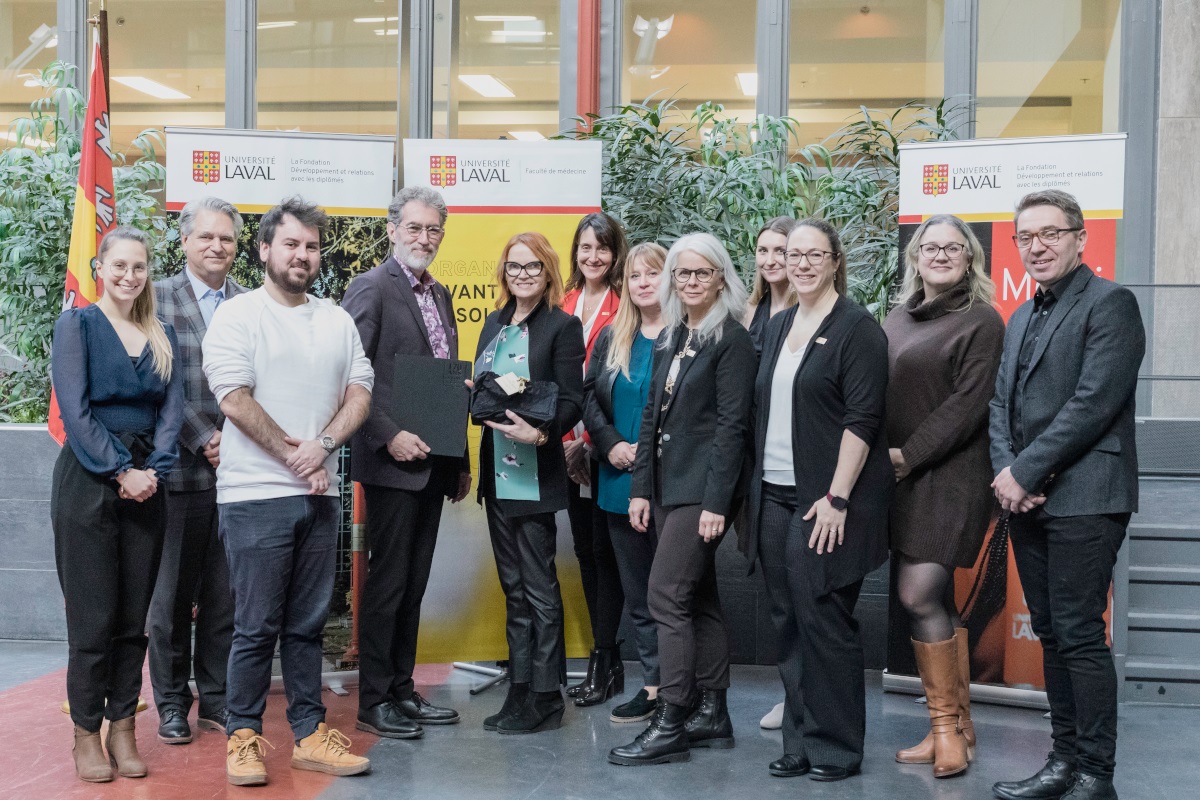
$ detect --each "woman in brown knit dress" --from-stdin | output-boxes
[883,214,1004,779]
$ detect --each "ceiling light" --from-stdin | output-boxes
[354,17,397,23]
[111,76,191,100]
[491,30,548,38]
[257,21,298,30]
[736,72,758,97]
[507,131,546,141]
[44,36,57,49]
[22,75,41,87]
[475,15,537,22]
[458,74,515,98]
[374,29,398,36]
[632,15,673,40]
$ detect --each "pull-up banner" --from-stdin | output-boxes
[889,134,1126,704]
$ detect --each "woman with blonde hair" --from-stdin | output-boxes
[886,214,1004,778]
[582,242,668,721]
[51,225,183,782]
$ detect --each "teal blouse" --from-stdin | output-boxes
[597,333,654,514]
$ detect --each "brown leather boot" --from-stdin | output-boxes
[105,716,147,778]
[896,633,935,764]
[73,725,113,783]
[912,638,969,778]
[955,627,976,759]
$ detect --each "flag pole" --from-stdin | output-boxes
[90,1,110,104]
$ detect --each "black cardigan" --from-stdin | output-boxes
[475,299,585,516]
[743,296,893,594]
[629,316,757,516]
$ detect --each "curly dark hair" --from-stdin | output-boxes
[257,195,330,249]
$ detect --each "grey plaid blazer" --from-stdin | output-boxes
[155,269,248,492]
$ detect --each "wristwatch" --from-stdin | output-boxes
[319,435,337,454]
[825,492,849,512]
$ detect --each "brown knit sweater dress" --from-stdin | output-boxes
[883,281,1005,567]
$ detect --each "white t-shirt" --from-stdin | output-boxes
[763,341,806,486]
[203,287,374,504]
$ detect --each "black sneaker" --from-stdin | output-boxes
[610,689,657,723]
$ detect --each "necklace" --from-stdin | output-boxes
[661,329,694,408]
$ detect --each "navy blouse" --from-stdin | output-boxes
[51,304,184,478]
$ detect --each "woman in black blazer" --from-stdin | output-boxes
[474,232,586,734]
[743,218,892,782]
[608,233,756,767]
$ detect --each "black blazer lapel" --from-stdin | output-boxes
[1022,267,1092,381]
[385,256,434,357]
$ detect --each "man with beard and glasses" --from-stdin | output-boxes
[342,186,470,739]
[203,196,375,786]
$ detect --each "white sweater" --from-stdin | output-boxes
[203,287,374,504]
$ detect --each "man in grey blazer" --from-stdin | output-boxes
[989,190,1144,800]
[342,186,470,739]
[149,196,248,744]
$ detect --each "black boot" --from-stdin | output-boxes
[496,690,565,735]
[483,682,529,731]
[608,699,691,766]
[567,649,602,698]
[1061,774,1118,800]
[993,754,1076,799]
[684,687,735,749]
[576,645,626,707]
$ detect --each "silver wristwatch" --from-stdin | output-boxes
[319,435,337,454]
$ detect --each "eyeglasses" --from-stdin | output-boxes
[106,264,148,277]
[1012,227,1082,249]
[672,267,717,284]
[918,242,966,259]
[401,223,445,239]
[504,261,545,277]
[784,249,834,266]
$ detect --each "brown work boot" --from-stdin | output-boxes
[912,638,969,778]
[73,725,113,783]
[104,716,147,778]
[226,729,271,786]
[292,723,370,776]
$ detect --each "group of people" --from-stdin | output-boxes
[49,184,1143,800]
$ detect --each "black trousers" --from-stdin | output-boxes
[358,467,452,710]
[759,482,866,769]
[485,501,567,692]
[1010,509,1130,780]
[648,503,730,707]
[567,475,625,648]
[51,444,166,732]
[604,511,660,686]
[148,486,233,718]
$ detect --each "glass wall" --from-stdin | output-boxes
[257,1,399,135]
[0,0,59,144]
[789,0,945,144]
[976,0,1122,137]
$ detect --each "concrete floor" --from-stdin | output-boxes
[4,639,1192,800]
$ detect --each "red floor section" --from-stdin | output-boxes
[4,662,453,799]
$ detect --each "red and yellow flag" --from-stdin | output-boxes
[48,36,116,444]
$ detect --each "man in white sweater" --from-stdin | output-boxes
[203,197,374,786]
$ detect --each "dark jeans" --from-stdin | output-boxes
[760,482,866,769]
[148,486,234,718]
[219,495,339,742]
[358,470,451,710]
[648,503,730,707]
[1010,509,1130,780]
[604,511,660,686]
[567,475,625,648]
[485,501,567,692]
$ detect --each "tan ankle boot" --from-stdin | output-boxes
[292,723,370,776]
[104,717,147,778]
[73,725,113,783]
[912,638,969,778]
[227,729,271,786]
[955,627,976,758]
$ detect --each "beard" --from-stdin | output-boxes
[265,254,318,295]
[395,239,437,272]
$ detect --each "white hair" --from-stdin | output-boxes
[659,233,748,347]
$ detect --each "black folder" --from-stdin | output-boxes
[390,355,470,458]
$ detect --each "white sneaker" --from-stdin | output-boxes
[760,701,785,730]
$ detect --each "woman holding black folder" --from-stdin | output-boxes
[475,231,586,734]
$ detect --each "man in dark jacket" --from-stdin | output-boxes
[989,190,1144,800]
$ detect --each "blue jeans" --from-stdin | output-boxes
[219,495,339,742]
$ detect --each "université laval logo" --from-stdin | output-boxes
[922,163,949,196]
[430,155,457,187]
[192,150,221,185]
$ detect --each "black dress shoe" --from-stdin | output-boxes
[356,702,424,739]
[157,707,192,744]
[396,691,460,725]
[610,689,657,723]
[196,707,228,733]
[993,754,1076,800]
[1061,773,1117,800]
[809,764,861,782]
[608,700,691,766]
[769,754,811,777]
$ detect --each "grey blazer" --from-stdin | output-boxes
[988,265,1145,516]
[154,268,248,493]
[341,256,467,492]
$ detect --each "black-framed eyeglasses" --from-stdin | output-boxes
[401,222,445,239]
[918,242,967,259]
[784,249,834,266]
[672,267,717,284]
[504,260,545,277]
[1012,227,1081,249]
